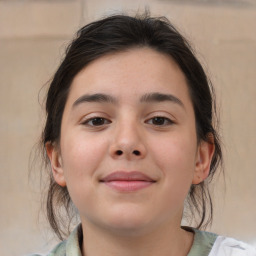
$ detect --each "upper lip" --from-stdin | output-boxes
[100,171,156,182]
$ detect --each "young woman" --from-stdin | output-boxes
[33,13,256,256]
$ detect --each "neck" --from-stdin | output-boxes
[80,219,194,256]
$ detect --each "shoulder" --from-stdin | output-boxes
[185,227,218,256]
[27,241,67,256]
[209,236,256,256]
[28,225,82,256]
[47,240,67,256]
[184,226,256,256]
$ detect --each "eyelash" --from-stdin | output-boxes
[146,116,174,126]
[81,117,111,127]
[81,116,174,127]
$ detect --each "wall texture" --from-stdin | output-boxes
[0,0,255,255]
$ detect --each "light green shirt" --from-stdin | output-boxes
[184,227,217,256]
[31,224,256,256]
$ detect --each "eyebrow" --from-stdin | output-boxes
[140,92,184,107]
[72,92,184,108]
[73,93,117,108]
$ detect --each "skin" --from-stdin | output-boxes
[47,47,214,256]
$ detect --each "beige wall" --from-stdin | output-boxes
[0,0,255,255]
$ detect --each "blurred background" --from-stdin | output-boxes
[0,0,255,255]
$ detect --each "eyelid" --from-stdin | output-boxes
[146,111,176,121]
[80,113,112,126]
[146,116,175,125]
[82,117,111,125]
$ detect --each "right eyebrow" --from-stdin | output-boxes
[72,93,117,108]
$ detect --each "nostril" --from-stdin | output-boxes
[116,150,123,155]
[133,150,140,156]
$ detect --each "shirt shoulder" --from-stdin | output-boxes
[209,236,256,256]
[184,227,256,256]
[47,240,67,256]
[26,241,67,256]
[28,225,82,256]
[47,225,82,256]
[185,227,218,256]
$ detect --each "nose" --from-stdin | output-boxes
[109,121,147,160]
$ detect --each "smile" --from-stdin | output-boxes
[100,171,156,192]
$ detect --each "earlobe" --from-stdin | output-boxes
[45,142,66,187]
[192,137,215,185]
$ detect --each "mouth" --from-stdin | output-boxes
[100,171,156,192]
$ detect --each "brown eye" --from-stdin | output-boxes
[152,117,165,125]
[83,117,111,126]
[147,117,174,126]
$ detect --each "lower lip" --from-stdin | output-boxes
[102,181,154,192]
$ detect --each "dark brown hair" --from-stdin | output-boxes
[41,13,222,240]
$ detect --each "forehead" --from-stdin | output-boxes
[66,47,191,106]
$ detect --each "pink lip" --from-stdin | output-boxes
[100,171,155,192]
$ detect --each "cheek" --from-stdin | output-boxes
[59,134,109,211]
[144,132,198,219]
[150,131,197,183]
[60,133,108,181]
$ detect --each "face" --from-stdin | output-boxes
[47,48,213,236]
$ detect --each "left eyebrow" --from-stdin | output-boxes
[140,92,184,108]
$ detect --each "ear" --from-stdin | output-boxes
[192,136,215,185]
[45,142,66,187]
